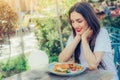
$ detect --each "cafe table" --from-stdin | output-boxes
[3,67,113,80]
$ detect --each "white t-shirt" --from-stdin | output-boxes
[66,28,118,80]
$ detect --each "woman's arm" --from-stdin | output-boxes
[81,28,103,70]
[82,39,104,70]
[59,35,81,62]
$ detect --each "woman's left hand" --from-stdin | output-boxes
[81,28,93,42]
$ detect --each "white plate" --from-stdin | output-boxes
[48,62,87,76]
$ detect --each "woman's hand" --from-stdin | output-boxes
[81,28,93,42]
[75,33,82,41]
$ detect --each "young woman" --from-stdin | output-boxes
[59,2,118,80]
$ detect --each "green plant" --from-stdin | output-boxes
[0,54,28,79]
[62,0,78,15]
[102,15,120,29]
[113,15,120,28]
[34,0,78,63]
[35,16,70,63]
[49,55,58,63]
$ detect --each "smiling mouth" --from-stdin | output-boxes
[76,28,82,32]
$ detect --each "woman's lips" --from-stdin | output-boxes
[75,28,82,32]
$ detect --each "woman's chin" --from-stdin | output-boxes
[76,32,82,35]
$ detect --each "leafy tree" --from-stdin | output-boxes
[62,0,78,15]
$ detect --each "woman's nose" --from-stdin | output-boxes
[73,22,79,28]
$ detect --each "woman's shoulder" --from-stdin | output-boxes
[94,27,112,53]
[96,27,110,42]
[98,27,109,36]
[100,27,108,33]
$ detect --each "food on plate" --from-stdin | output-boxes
[53,63,83,73]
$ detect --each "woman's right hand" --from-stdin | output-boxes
[75,34,81,41]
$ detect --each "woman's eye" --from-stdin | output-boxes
[77,20,82,23]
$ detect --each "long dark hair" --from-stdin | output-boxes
[68,2,105,69]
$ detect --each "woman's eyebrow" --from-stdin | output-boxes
[71,18,83,21]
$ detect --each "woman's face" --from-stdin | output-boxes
[70,11,89,35]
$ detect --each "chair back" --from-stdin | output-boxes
[105,27,120,43]
[105,27,120,79]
